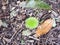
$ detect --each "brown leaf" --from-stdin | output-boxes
[34,19,53,37]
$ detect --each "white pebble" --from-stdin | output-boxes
[17,1,20,4]
[58,34,60,38]
[2,6,6,10]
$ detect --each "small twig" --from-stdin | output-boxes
[28,36,40,41]
[3,21,24,43]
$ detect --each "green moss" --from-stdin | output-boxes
[25,17,39,29]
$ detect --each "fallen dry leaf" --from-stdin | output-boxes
[34,19,53,37]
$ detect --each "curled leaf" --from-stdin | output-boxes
[34,19,53,37]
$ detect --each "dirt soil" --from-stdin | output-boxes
[0,0,60,45]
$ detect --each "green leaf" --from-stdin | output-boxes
[36,1,51,10]
[26,0,51,10]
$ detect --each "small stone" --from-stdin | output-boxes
[58,34,60,38]
[2,6,6,10]
[17,1,20,4]
[17,37,20,40]
[48,10,51,13]
[27,40,34,42]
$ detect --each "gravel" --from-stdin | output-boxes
[0,0,60,45]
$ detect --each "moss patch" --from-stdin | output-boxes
[25,17,39,29]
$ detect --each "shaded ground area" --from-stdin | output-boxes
[0,0,60,45]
